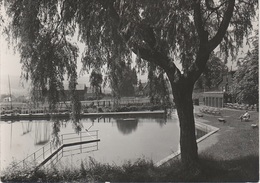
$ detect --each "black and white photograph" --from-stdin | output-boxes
[0,0,259,182]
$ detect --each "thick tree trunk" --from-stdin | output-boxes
[171,81,198,167]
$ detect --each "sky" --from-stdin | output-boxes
[0,39,91,96]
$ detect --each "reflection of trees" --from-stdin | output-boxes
[52,119,61,147]
[21,121,32,135]
[72,119,83,134]
[34,121,50,145]
[89,117,111,123]
[116,119,138,135]
[154,118,167,127]
[61,119,70,128]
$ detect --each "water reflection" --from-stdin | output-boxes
[52,120,61,147]
[21,121,32,135]
[34,122,51,145]
[71,119,83,134]
[116,118,138,135]
[154,118,167,127]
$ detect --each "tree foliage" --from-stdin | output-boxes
[231,33,259,105]
[137,80,143,93]
[148,63,170,105]
[119,65,137,97]
[89,70,103,98]
[195,53,228,90]
[3,0,257,100]
[109,61,137,97]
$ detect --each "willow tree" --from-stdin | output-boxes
[4,0,257,168]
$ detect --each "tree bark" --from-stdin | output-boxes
[170,79,198,167]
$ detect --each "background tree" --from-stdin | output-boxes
[4,0,257,169]
[231,34,259,105]
[89,70,103,99]
[195,53,228,90]
[137,80,144,95]
[105,61,137,98]
[148,63,170,106]
[120,64,138,97]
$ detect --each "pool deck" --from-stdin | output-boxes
[194,106,220,153]
[155,115,219,167]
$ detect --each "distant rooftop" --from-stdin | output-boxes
[63,84,87,90]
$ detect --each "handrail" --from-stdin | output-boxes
[61,130,97,136]
[37,139,100,169]
[14,130,99,169]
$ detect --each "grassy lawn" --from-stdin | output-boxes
[196,107,259,181]
[1,107,258,182]
[197,107,259,160]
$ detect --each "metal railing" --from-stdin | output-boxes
[14,130,99,169]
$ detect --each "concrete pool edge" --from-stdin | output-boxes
[0,110,165,121]
[155,121,219,167]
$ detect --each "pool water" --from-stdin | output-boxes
[1,112,205,169]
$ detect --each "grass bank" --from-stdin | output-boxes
[1,154,258,182]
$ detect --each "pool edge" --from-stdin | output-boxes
[155,122,219,167]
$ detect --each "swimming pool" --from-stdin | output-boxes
[0,111,206,170]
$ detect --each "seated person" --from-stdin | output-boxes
[240,111,250,121]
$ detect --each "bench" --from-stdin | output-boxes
[197,113,203,117]
[218,118,226,123]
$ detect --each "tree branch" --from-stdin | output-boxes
[100,0,182,83]
[194,0,207,41]
[189,0,235,84]
[187,0,211,83]
[205,0,227,11]
[208,0,235,51]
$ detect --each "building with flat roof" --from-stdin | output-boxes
[60,84,95,101]
[203,92,224,108]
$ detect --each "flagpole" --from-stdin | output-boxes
[8,75,13,110]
